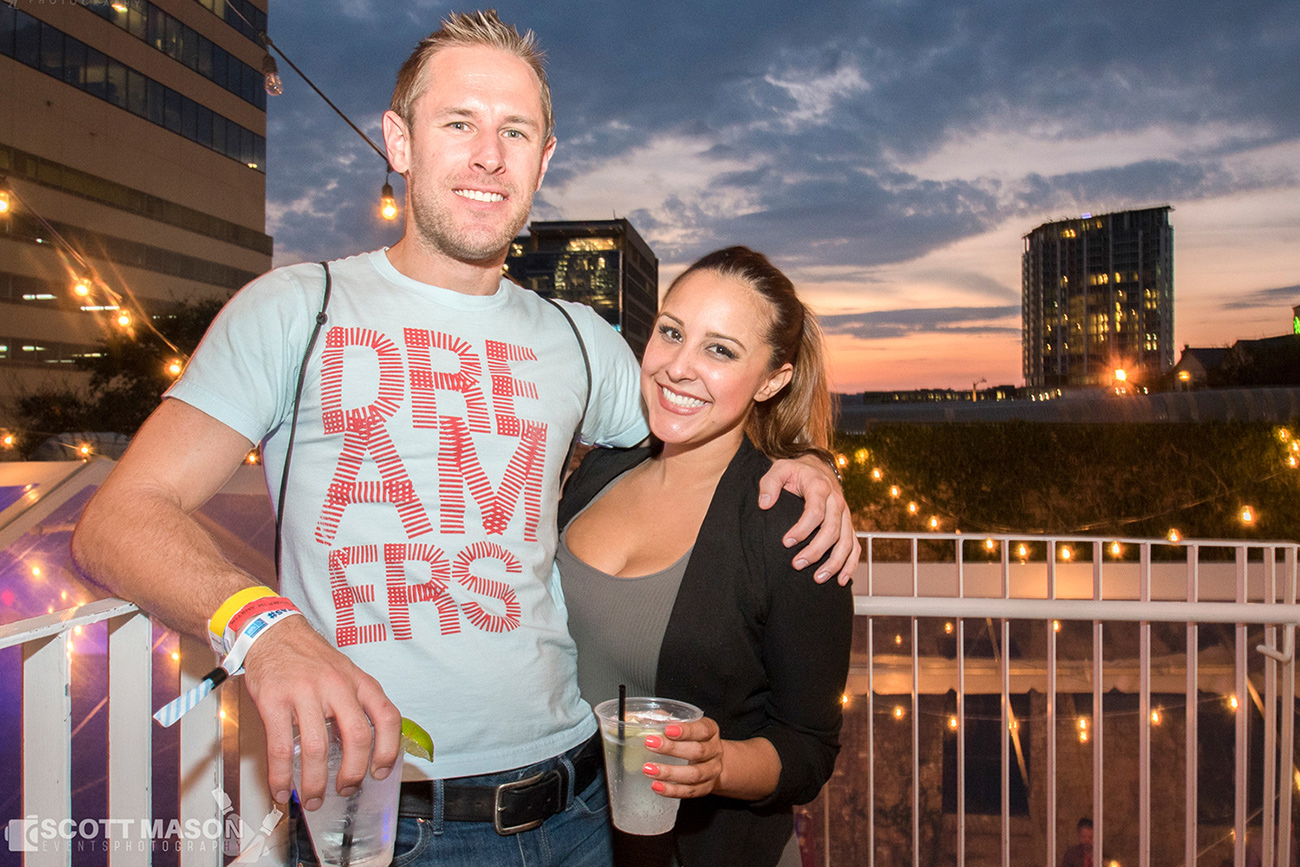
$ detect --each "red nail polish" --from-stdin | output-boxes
[643,763,658,776]
[644,735,661,749]
[651,781,666,793]
[665,725,681,738]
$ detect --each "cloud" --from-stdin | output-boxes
[820,305,1020,340]
[1219,284,1300,311]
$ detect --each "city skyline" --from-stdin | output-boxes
[262,1,1299,392]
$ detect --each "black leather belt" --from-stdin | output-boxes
[398,735,603,835]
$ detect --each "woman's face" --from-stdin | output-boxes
[640,270,792,452]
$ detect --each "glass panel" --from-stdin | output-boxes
[196,34,212,78]
[84,47,108,100]
[181,96,196,140]
[162,15,179,60]
[126,67,146,117]
[14,9,39,69]
[147,78,164,125]
[0,5,15,59]
[195,104,213,148]
[180,22,198,71]
[163,87,181,133]
[240,126,253,164]
[106,59,128,109]
[62,37,85,89]
[240,61,257,105]
[38,21,62,79]
[147,5,164,52]
[211,113,227,156]
[253,135,266,172]
[127,5,146,40]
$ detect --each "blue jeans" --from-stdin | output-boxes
[291,738,613,866]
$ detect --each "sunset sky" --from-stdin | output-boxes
[262,0,1299,392]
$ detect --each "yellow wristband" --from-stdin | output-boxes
[209,586,277,643]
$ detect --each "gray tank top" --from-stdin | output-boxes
[556,472,692,706]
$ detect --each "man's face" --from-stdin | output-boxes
[385,45,555,265]
[1079,826,1094,847]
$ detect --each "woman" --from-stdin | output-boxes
[556,247,854,866]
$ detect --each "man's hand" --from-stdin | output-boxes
[759,454,860,585]
[241,617,403,810]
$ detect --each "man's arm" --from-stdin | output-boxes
[758,455,860,585]
[72,398,401,807]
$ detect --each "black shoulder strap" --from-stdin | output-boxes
[274,261,333,576]
[542,296,592,472]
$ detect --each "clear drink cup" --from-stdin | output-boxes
[293,719,403,867]
[593,697,704,836]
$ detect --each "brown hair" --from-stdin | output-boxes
[665,246,834,460]
[390,9,554,140]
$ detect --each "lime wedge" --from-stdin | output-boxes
[401,717,434,761]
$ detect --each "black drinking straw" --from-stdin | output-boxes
[617,684,626,739]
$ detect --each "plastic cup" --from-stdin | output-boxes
[593,697,704,836]
[292,720,403,867]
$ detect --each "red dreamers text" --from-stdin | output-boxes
[306,326,554,646]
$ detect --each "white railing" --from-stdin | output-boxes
[806,532,1300,867]
[0,600,283,867]
[3,531,1297,867]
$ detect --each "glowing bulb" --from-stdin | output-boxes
[2,434,13,448]
[1228,695,1238,711]
[166,359,183,377]
[1289,455,1298,468]
[1077,717,1088,730]
[171,651,180,662]
[871,468,882,481]
[32,566,41,577]
[1151,709,1162,725]
[894,634,902,646]
[1239,506,1255,524]
[74,625,82,635]
[0,190,10,214]
[984,538,996,551]
[262,54,283,96]
[1017,544,1028,558]
[1114,368,1127,382]
[944,621,953,634]
[245,449,260,465]
[853,448,869,465]
[928,516,939,530]
[1177,370,1191,382]
[1079,730,1089,743]
[1060,546,1072,561]
[1009,720,1018,731]
[893,706,905,720]
[111,1,128,12]
[1110,541,1122,556]
[78,444,91,457]
[219,708,227,720]
[1167,528,1181,543]
[117,312,131,327]
[840,694,849,706]
[889,485,900,498]
[73,277,92,297]
[1053,620,1061,632]
[948,716,958,730]
[834,453,848,470]
[907,501,918,514]
[380,182,398,220]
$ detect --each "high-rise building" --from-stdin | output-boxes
[1022,206,1173,389]
[506,219,658,359]
[0,0,272,409]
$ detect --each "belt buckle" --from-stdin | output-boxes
[493,771,554,836]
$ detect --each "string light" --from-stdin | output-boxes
[894,634,903,646]
[1110,541,1122,557]
[1151,708,1162,725]
[78,444,92,459]
[245,449,260,465]
[166,359,183,377]
[944,621,954,634]
[1017,544,1028,559]
[928,515,939,530]
[871,467,883,481]
[1060,545,1072,561]
[893,706,905,720]
[984,538,996,551]
[1227,695,1238,711]
[380,171,398,221]
[835,453,849,470]
[171,651,180,662]
[840,694,850,706]
[116,312,132,328]
[889,485,900,498]
[948,716,959,730]
[73,276,92,297]
[907,501,918,514]
[1239,506,1255,524]
[853,448,869,465]
[0,188,10,215]
[1167,528,1181,543]
[2,433,14,448]
[1052,620,1061,632]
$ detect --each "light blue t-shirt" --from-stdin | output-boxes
[169,249,647,778]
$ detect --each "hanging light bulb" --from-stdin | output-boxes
[380,171,398,221]
[166,359,183,377]
[261,53,283,96]
[1239,506,1255,525]
[0,189,11,215]
[117,312,131,328]
[73,276,92,297]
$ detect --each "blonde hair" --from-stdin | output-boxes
[390,9,553,140]
[666,247,834,460]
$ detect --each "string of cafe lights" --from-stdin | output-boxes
[834,426,1300,548]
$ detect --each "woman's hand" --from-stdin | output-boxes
[642,718,723,799]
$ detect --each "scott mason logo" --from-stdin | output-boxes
[6,789,282,861]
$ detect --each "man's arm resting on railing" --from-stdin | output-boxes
[70,398,402,808]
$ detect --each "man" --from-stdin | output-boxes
[1061,817,1094,867]
[72,11,857,864]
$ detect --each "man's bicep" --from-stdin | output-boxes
[107,397,256,513]
[576,311,649,447]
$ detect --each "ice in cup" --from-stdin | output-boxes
[593,697,704,836]
[293,719,403,867]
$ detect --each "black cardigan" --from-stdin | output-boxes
[558,438,854,867]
